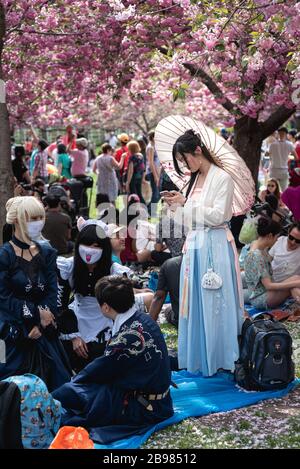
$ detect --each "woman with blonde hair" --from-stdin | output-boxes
[0,196,71,391]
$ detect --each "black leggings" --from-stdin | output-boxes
[129,175,145,204]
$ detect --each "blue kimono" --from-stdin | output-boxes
[0,241,72,391]
[52,309,174,444]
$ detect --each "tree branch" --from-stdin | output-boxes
[141,112,150,132]
[261,105,296,139]
[133,118,147,135]
[182,62,236,114]
[11,28,81,37]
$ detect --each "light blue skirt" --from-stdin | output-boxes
[178,228,244,377]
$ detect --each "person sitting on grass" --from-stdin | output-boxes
[244,217,300,310]
[52,275,174,444]
[269,222,300,283]
[149,255,182,328]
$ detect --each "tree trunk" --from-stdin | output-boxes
[233,116,263,190]
[0,2,14,244]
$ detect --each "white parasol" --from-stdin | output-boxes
[155,115,255,216]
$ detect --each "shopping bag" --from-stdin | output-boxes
[49,426,94,449]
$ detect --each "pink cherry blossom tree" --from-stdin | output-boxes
[110,0,300,180]
[1,0,300,239]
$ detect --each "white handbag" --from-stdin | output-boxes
[201,233,223,290]
[201,268,223,290]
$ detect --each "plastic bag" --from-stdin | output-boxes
[239,214,258,245]
[49,426,94,449]
[142,180,152,205]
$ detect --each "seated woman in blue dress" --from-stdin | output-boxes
[0,196,72,391]
[53,276,173,444]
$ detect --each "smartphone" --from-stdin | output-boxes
[160,191,171,197]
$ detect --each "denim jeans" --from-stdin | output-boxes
[148,173,160,217]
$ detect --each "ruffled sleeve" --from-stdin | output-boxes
[57,256,74,282]
[110,262,132,276]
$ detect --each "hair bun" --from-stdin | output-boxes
[5,197,24,224]
[257,216,269,227]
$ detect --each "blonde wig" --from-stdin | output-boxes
[6,196,45,244]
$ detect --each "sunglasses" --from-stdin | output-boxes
[288,234,300,244]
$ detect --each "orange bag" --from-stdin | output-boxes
[49,426,94,449]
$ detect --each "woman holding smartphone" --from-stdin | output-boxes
[157,123,250,377]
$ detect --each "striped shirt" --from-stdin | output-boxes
[34,150,48,178]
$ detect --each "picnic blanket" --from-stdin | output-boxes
[94,370,299,449]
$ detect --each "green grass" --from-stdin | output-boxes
[143,321,300,449]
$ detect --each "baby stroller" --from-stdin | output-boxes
[47,183,77,240]
[67,176,93,218]
[251,195,294,236]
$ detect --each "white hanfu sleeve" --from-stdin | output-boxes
[184,172,234,227]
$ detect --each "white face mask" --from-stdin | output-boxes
[79,245,103,264]
[27,220,44,240]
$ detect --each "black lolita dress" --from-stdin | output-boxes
[0,238,71,391]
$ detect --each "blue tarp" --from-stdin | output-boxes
[94,370,299,449]
[244,300,295,317]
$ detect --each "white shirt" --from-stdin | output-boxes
[269,140,294,170]
[111,305,137,337]
[269,236,300,282]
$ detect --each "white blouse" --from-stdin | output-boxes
[183,164,234,228]
[57,257,132,343]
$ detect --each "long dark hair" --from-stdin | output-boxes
[266,178,281,200]
[172,129,216,197]
[73,224,112,296]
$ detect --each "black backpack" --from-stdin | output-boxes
[0,381,23,449]
[234,314,295,391]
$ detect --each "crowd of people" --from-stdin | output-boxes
[1,118,300,448]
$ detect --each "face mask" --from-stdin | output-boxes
[27,220,44,240]
[79,245,103,264]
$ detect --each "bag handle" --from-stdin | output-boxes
[252,312,275,321]
[207,230,214,270]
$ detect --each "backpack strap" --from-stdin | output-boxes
[252,312,275,322]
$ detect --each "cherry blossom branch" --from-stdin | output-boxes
[182,62,236,114]
[261,105,296,139]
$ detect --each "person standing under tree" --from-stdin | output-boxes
[268,127,297,191]
[146,131,161,217]
[160,125,244,377]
